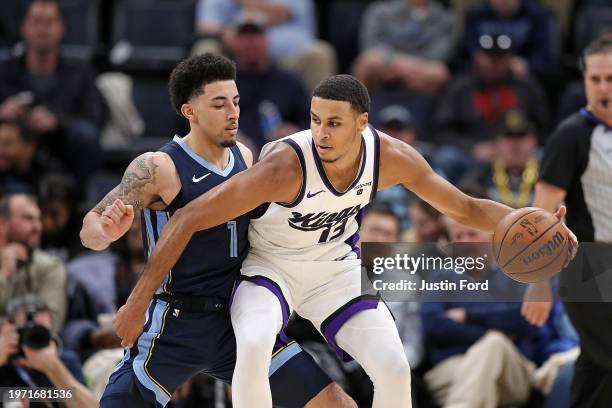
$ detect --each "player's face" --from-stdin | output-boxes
[584,52,612,122]
[188,80,240,147]
[310,97,368,163]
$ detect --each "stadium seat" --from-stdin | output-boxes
[574,6,612,54]
[110,0,196,71]
[59,0,99,61]
[131,75,188,140]
[326,0,374,73]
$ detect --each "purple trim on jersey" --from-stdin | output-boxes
[311,137,366,196]
[580,108,612,131]
[277,139,307,208]
[369,125,381,202]
[321,295,379,362]
[231,275,291,345]
[345,208,365,257]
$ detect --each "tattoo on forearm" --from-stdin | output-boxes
[92,154,158,214]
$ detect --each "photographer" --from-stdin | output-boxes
[0,295,97,408]
[0,193,66,333]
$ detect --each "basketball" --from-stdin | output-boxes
[493,207,569,283]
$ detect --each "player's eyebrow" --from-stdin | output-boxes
[310,112,342,121]
[210,94,240,101]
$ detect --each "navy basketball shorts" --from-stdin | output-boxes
[100,297,331,408]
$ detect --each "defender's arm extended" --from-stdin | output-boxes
[125,142,301,308]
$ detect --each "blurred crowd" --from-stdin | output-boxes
[0,0,609,406]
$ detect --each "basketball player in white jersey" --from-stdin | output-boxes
[113,75,576,407]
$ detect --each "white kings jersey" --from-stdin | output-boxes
[248,125,380,261]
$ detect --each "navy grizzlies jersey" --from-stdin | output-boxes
[142,136,250,298]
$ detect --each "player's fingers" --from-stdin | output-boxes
[554,205,567,220]
[100,215,114,226]
[125,205,134,218]
[103,208,121,224]
[110,203,125,219]
[115,199,127,212]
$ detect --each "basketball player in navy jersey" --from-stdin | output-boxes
[113,74,577,407]
[80,55,355,408]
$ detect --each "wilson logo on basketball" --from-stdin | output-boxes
[521,231,565,265]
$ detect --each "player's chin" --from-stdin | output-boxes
[220,129,238,144]
[320,150,341,163]
[220,135,237,147]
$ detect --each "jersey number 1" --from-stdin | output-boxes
[228,221,238,258]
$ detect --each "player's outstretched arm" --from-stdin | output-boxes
[113,142,302,347]
[80,152,177,251]
[378,133,514,232]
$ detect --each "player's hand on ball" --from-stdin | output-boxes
[521,281,553,327]
[113,303,145,348]
[552,206,579,267]
[101,199,134,242]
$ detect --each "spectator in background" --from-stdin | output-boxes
[375,105,434,229]
[377,105,417,146]
[38,173,80,261]
[460,110,539,208]
[462,0,558,78]
[227,16,309,152]
[353,0,455,93]
[195,0,336,93]
[359,201,402,245]
[0,119,62,195]
[0,295,97,408]
[432,33,548,182]
[421,216,537,408]
[0,0,104,194]
[0,193,66,334]
[403,197,447,243]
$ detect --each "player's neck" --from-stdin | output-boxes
[183,132,230,170]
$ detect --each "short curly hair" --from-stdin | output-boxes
[168,54,236,117]
[313,74,370,114]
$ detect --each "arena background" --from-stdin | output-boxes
[0,0,610,407]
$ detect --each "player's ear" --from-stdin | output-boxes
[180,103,195,122]
[357,112,368,133]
